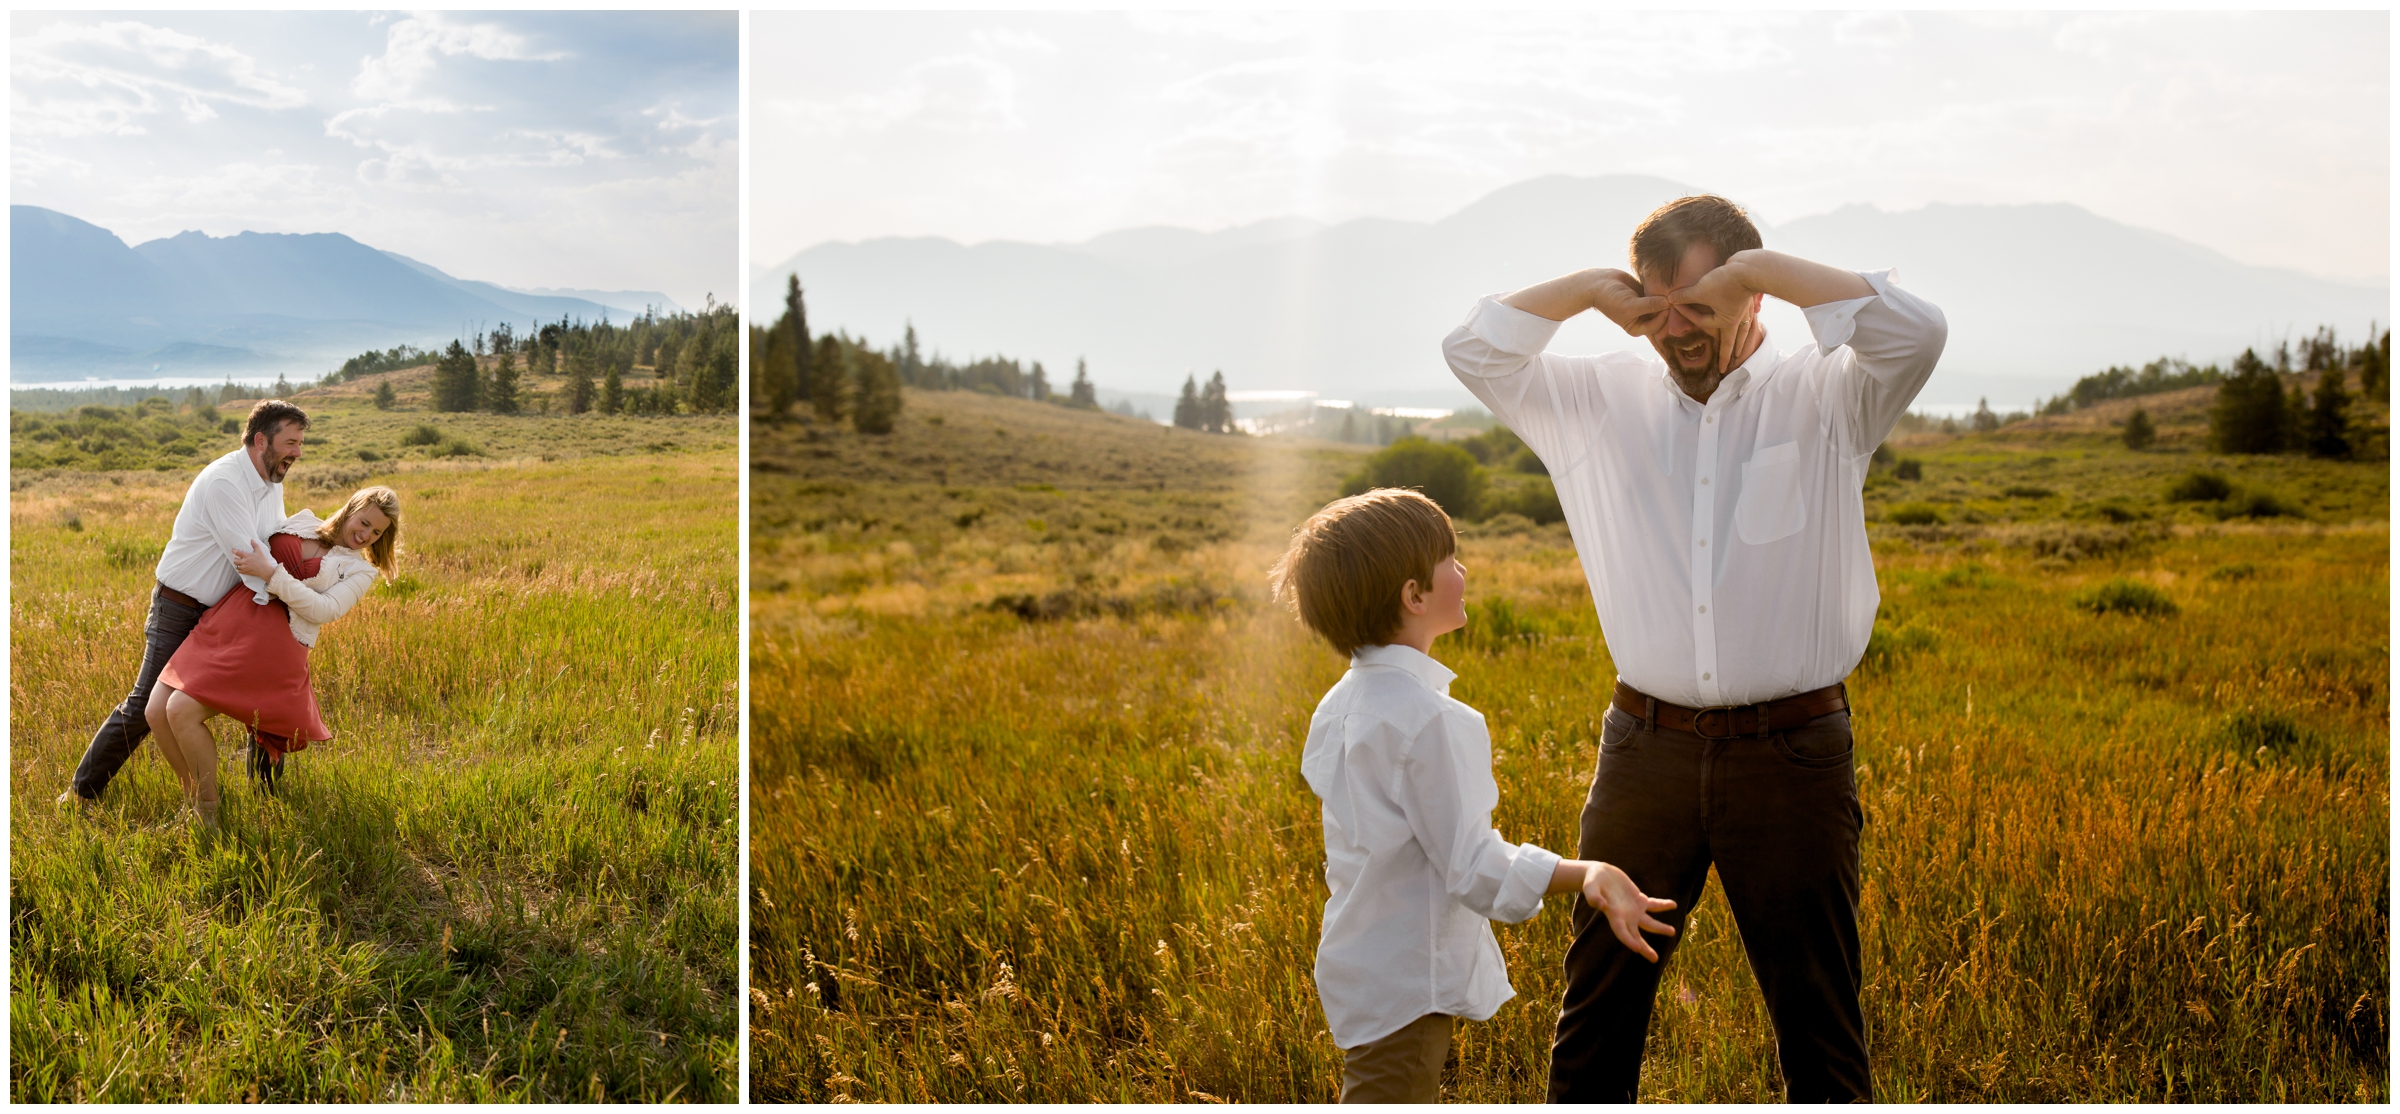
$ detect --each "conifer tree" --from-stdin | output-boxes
[601,361,624,415]
[1069,358,1098,409]
[1201,371,1232,433]
[2306,365,2352,459]
[811,334,847,422]
[487,347,520,414]
[565,344,596,414]
[373,380,396,411]
[2121,406,2155,450]
[2209,348,2286,454]
[1173,374,1202,429]
[432,340,479,412]
[850,349,901,434]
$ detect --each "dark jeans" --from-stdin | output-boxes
[1549,703,1869,1103]
[70,585,205,800]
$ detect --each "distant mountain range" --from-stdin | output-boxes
[756,175,2390,410]
[10,205,682,382]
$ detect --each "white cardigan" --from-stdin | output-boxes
[261,511,381,648]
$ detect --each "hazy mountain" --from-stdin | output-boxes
[756,175,2390,410]
[9,205,658,382]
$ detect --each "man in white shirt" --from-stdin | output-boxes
[1442,194,1947,1102]
[62,400,308,803]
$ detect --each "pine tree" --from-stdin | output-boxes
[812,334,847,422]
[601,361,624,415]
[1030,362,1051,402]
[2121,406,2155,450]
[1069,358,1098,409]
[2305,365,2352,459]
[780,276,810,415]
[684,327,721,412]
[1339,410,1356,443]
[373,379,396,411]
[851,348,901,434]
[432,340,479,412]
[2209,348,2285,454]
[1201,371,1232,433]
[899,321,923,388]
[565,344,596,415]
[1971,397,1999,433]
[1173,374,1202,430]
[486,347,520,414]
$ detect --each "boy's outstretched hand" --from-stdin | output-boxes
[1549,859,1677,962]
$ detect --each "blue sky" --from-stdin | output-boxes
[754,11,2388,285]
[14,10,735,309]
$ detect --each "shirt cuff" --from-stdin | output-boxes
[1464,296,1566,360]
[1801,268,1893,353]
[1491,841,1564,924]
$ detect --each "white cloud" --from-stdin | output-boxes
[12,19,307,138]
[350,12,563,101]
[775,54,1022,137]
[1834,12,1911,49]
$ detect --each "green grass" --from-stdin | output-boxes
[11,402,738,1101]
[751,390,2387,1102]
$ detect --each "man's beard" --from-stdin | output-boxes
[1657,331,1723,395]
[265,455,295,483]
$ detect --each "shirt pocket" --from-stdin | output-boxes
[1735,439,1806,545]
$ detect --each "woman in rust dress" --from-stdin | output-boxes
[147,486,401,826]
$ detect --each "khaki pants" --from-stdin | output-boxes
[1340,1013,1453,1103]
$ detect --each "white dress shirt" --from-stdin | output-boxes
[1302,643,1564,1049]
[1443,271,1946,708]
[262,511,382,648]
[154,447,285,606]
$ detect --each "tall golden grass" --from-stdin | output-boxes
[751,392,2387,1102]
[12,422,739,1101]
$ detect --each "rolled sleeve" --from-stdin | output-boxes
[1812,269,1949,452]
[1448,296,1565,375]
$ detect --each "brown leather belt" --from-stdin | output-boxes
[156,583,205,610]
[1612,680,1849,740]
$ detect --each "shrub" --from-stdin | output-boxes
[1860,617,1939,671]
[2214,489,2299,520]
[2165,471,2233,502]
[1339,437,1486,520]
[400,424,444,447]
[2206,562,2258,581]
[1894,459,1922,481]
[1885,503,1943,526]
[2122,406,2156,450]
[2002,485,2055,499]
[2073,577,2178,617]
[1480,475,1563,524]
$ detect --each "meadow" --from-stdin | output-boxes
[749,386,2387,1102]
[10,397,739,1101]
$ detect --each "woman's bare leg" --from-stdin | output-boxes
[144,684,197,797]
[160,689,223,816]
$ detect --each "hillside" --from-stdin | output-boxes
[10,206,673,381]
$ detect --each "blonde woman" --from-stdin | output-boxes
[146,486,400,826]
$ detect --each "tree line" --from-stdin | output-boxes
[2201,325,2388,458]
[750,275,1125,434]
[330,304,741,417]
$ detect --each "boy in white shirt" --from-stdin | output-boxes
[1270,488,1676,1103]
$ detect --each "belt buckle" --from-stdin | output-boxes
[1690,704,1745,740]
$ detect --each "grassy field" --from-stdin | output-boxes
[750,386,2387,1102]
[9,398,739,1101]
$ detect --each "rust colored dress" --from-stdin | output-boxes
[156,533,331,757]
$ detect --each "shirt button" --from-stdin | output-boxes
[1701,477,1710,484]
[1706,416,1715,424]
[1698,538,1707,547]
[1697,605,1707,614]
[1703,672,1711,681]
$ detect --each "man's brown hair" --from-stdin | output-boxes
[1269,488,1457,658]
[1629,194,1763,287]
[245,399,309,447]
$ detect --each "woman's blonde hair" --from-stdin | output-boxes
[317,485,402,574]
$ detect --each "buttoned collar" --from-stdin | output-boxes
[1656,324,1779,410]
[1351,642,1457,696]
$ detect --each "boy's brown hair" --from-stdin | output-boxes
[1629,194,1763,287]
[1269,488,1457,657]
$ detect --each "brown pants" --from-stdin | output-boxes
[1341,1013,1453,1103]
[1549,705,1870,1102]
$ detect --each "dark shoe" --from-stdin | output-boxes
[247,743,285,794]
